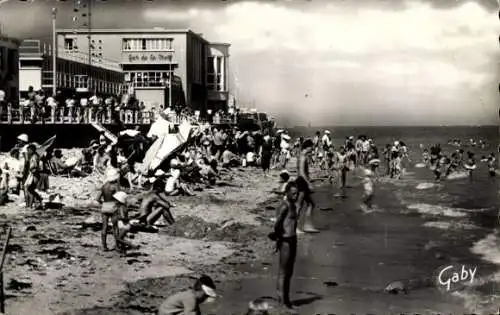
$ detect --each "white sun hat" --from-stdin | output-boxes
[324,130,331,134]
[113,191,128,204]
[17,134,29,142]
[105,168,120,182]
[154,169,166,177]
[282,134,291,140]
[170,158,181,168]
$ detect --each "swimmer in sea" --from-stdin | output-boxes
[487,153,496,177]
[422,149,430,166]
[464,151,477,180]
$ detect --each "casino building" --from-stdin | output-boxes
[54,28,231,112]
[0,35,20,101]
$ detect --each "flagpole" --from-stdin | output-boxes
[52,7,57,96]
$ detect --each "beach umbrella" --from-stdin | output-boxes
[36,135,57,156]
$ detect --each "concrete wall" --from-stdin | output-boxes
[19,68,42,92]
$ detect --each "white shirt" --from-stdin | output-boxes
[0,90,5,102]
[80,98,88,107]
[90,95,99,106]
[47,97,57,107]
[362,140,370,152]
[321,135,331,147]
[246,152,255,163]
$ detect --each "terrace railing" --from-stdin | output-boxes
[0,107,237,126]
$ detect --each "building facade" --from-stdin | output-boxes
[55,28,229,112]
[0,35,20,102]
[19,39,124,98]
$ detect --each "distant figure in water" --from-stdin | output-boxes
[487,153,497,177]
[464,151,476,181]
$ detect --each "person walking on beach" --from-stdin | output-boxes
[296,139,319,233]
[273,181,299,310]
[157,275,217,315]
[24,144,43,209]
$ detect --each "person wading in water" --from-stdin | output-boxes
[296,139,319,233]
[271,181,299,310]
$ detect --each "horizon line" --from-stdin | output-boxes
[291,124,498,128]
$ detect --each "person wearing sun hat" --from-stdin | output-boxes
[94,168,121,251]
[158,275,217,315]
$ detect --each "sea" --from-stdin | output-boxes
[203,125,500,314]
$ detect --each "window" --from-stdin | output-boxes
[122,38,174,51]
[216,57,222,74]
[207,84,215,91]
[64,38,76,51]
[207,57,214,74]
[207,74,215,85]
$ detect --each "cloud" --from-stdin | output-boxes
[143,1,498,125]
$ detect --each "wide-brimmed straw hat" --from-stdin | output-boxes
[154,169,166,177]
[113,191,128,204]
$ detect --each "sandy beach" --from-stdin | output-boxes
[0,130,498,315]
[0,149,280,315]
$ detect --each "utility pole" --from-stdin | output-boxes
[51,7,57,96]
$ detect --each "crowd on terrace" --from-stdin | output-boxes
[0,86,237,125]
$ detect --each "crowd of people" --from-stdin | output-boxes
[0,114,497,314]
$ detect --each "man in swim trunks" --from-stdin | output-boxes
[274,181,299,310]
[296,139,319,233]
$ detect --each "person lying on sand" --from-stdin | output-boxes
[157,275,217,315]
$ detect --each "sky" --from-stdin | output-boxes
[0,0,498,126]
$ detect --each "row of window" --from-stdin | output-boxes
[122,38,174,52]
[124,71,174,88]
[41,72,123,95]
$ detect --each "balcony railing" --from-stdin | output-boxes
[0,107,154,125]
[0,107,237,126]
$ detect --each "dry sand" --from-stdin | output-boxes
[0,149,284,315]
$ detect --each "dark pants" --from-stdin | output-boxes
[277,236,297,306]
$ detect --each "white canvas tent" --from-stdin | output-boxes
[140,120,200,173]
